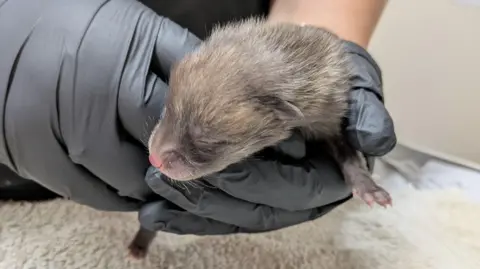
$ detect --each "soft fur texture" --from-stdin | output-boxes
[148,18,352,181]
[1,185,478,269]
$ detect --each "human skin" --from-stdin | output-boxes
[268,0,388,48]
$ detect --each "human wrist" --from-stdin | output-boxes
[267,0,387,48]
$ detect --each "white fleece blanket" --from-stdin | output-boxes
[0,161,479,269]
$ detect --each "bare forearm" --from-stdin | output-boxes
[268,0,387,48]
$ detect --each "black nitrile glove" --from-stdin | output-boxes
[343,41,396,158]
[0,0,201,211]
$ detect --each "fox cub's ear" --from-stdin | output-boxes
[255,95,304,122]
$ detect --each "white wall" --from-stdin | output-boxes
[369,0,480,167]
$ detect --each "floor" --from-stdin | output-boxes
[377,144,480,201]
[0,145,479,269]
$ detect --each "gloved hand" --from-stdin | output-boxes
[342,40,396,158]
[0,0,202,211]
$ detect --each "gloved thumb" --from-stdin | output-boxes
[152,17,201,80]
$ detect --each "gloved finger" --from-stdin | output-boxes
[343,40,384,98]
[346,88,397,156]
[45,7,161,201]
[67,128,156,202]
[342,41,397,156]
[103,3,174,143]
[139,199,240,235]
[205,144,351,211]
[116,14,198,145]
[138,195,348,235]
[118,70,169,146]
[5,103,141,211]
[146,160,351,231]
[152,17,201,79]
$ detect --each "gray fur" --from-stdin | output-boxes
[137,18,392,259]
[148,18,352,181]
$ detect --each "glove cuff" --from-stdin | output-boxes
[342,40,384,103]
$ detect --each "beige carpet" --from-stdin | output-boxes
[1,184,479,269]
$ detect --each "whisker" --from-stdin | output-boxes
[178,181,191,194]
[184,180,203,189]
[161,175,193,194]
[142,116,160,148]
[192,179,216,189]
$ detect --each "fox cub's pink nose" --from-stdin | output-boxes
[148,154,163,169]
